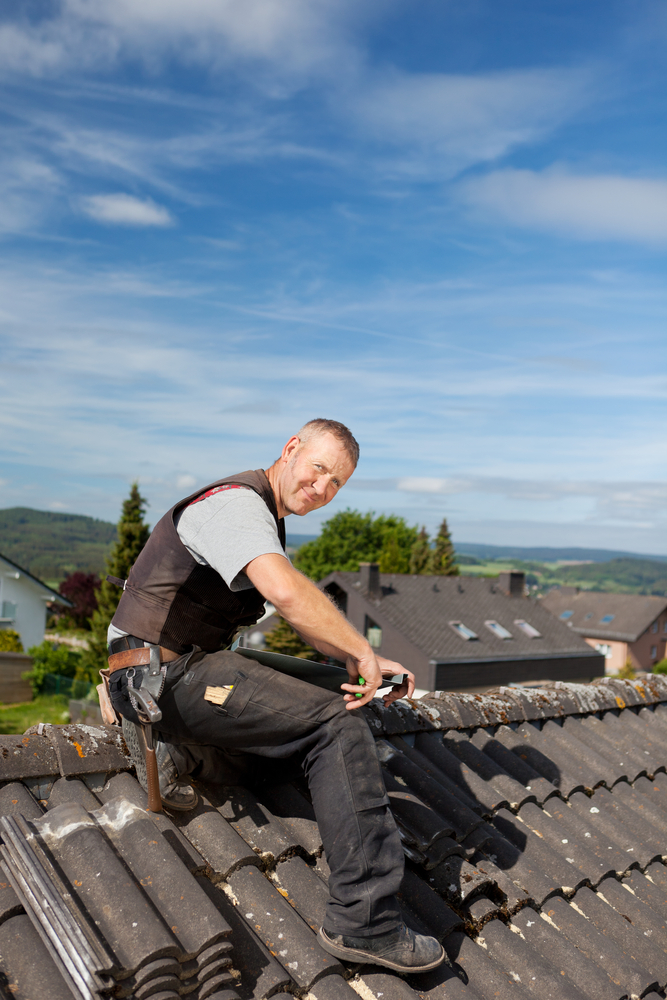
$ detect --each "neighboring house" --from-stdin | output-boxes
[0,552,71,651]
[315,564,602,691]
[541,587,667,673]
[3,675,667,999]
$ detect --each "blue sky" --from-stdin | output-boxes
[0,0,665,553]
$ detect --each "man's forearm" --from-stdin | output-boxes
[244,554,371,664]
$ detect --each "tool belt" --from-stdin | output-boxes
[106,645,181,674]
[100,638,182,814]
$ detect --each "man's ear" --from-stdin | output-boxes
[281,435,301,462]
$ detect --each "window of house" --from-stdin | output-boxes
[600,614,615,624]
[651,622,658,634]
[514,619,542,638]
[1,601,17,622]
[664,620,667,633]
[584,612,593,621]
[594,643,612,659]
[651,646,658,659]
[449,621,478,641]
[484,620,512,640]
[559,610,573,620]
[364,616,382,648]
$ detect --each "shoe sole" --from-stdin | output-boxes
[121,718,198,812]
[318,928,445,973]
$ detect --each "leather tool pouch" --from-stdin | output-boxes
[98,668,121,726]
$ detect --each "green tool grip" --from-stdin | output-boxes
[356,675,366,698]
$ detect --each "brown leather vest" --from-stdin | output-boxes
[111,469,285,654]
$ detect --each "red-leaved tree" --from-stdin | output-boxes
[57,572,101,629]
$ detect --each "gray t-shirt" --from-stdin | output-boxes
[108,485,286,643]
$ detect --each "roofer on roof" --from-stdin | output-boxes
[105,419,445,974]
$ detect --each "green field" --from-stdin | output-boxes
[459,555,667,596]
[0,694,70,735]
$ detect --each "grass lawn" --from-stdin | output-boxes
[0,694,70,734]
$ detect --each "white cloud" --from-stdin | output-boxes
[462,168,667,243]
[80,193,174,226]
[347,68,590,177]
[354,477,667,525]
[0,0,359,83]
[176,474,196,489]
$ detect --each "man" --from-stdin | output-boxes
[107,419,444,973]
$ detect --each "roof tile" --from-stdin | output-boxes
[226,864,343,989]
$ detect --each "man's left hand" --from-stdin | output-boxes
[377,657,415,706]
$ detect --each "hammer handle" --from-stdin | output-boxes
[144,745,163,813]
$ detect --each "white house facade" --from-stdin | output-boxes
[0,553,70,652]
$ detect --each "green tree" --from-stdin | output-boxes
[24,641,82,696]
[263,618,324,660]
[409,527,432,575]
[431,518,459,576]
[378,530,410,574]
[294,510,418,581]
[0,629,23,653]
[80,484,150,681]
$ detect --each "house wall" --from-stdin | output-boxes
[0,652,33,703]
[582,612,667,672]
[435,653,604,691]
[0,565,49,652]
[584,637,628,675]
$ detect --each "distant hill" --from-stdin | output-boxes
[0,508,117,583]
[454,542,667,563]
[546,557,667,596]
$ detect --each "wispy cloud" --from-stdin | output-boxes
[461,168,667,243]
[347,67,592,178]
[80,193,174,226]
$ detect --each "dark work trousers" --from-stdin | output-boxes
[109,647,404,937]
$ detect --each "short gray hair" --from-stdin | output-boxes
[297,419,360,467]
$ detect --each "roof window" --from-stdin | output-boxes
[584,612,593,621]
[514,619,542,638]
[559,610,573,620]
[600,614,615,624]
[449,621,478,641]
[484,620,512,640]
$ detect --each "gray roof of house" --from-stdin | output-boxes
[3,675,667,998]
[321,572,597,663]
[541,588,667,643]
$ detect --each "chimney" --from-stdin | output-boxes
[498,571,525,597]
[359,562,381,600]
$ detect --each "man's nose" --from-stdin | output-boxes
[312,474,330,496]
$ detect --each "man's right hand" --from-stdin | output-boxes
[340,652,383,709]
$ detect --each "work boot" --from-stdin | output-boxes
[121,718,198,812]
[318,922,445,973]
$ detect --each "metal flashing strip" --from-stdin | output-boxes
[0,814,113,1000]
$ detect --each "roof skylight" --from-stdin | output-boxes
[484,620,512,640]
[559,610,573,620]
[514,619,542,638]
[600,614,615,624]
[449,621,478,641]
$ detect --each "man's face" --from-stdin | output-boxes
[278,432,356,517]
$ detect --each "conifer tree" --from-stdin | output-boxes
[80,484,150,681]
[409,527,432,575]
[430,517,459,576]
[378,529,410,574]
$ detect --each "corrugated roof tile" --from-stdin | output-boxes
[481,915,591,1000]
[542,893,657,997]
[226,864,342,990]
[510,905,627,1000]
